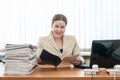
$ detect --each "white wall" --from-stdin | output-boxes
[0,0,120,50]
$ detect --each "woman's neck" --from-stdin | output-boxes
[54,37,62,41]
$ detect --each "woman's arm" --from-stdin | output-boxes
[63,54,82,65]
[36,37,44,64]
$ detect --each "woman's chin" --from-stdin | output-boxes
[55,35,62,38]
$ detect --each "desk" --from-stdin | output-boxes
[0,63,120,80]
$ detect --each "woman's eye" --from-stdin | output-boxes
[55,26,59,28]
[61,26,65,28]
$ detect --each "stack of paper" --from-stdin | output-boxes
[4,44,37,75]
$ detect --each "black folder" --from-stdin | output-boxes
[39,49,61,66]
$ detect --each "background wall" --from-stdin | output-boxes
[0,0,120,51]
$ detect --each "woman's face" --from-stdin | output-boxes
[52,20,66,38]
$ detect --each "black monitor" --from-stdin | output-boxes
[90,39,120,68]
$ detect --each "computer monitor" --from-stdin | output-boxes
[90,39,120,68]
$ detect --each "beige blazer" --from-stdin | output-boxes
[36,32,84,63]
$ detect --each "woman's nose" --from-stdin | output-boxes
[57,28,62,31]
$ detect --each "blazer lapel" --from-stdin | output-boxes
[48,32,60,52]
[62,35,74,56]
[63,35,68,54]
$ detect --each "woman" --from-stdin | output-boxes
[37,14,84,67]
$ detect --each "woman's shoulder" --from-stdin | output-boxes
[38,36,49,42]
[64,35,76,40]
[40,36,49,39]
[64,35,77,45]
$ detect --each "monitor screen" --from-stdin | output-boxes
[90,40,120,68]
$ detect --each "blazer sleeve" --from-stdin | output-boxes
[36,37,44,58]
[72,37,85,63]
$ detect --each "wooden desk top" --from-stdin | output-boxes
[0,62,120,80]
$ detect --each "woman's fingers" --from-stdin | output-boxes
[37,58,42,63]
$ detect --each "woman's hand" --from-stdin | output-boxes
[37,57,42,64]
[63,54,82,65]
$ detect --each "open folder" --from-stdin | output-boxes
[38,49,62,67]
